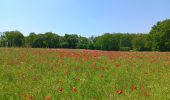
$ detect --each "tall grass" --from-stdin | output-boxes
[0,48,169,100]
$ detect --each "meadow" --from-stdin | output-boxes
[0,48,169,100]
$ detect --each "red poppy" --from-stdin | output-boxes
[102,67,105,70]
[75,78,80,81]
[99,74,104,78]
[29,95,33,100]
[72,87,78,93]
[46,95,51,100]
[115,64,121,67]
[58,87,63,93]
[115,90,123,94]
[132,86,137,91]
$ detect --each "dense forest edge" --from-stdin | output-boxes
[0,19,170,51]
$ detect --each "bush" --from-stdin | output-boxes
[119,47,130,51]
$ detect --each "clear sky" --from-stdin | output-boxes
[0,0,170,37]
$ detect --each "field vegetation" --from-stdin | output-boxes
[0,48,169,99]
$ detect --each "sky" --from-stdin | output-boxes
[0,0,170,37]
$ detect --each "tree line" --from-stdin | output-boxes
[0,19,170,51]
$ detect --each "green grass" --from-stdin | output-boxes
[0,48,170,100]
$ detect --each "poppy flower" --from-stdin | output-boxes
[58,87,63,93]
[72,87,78,93]
[46,95,51,100]
[115,64,121,67]
[75,78,80,81]
[29,95,33,100]
[115,90,123,94]
[102,67,105,70]
[132,86,137,91]
[99,74,104,78]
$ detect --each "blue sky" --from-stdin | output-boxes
[0,0,170,37]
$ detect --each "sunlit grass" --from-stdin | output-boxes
[0,48,169,100]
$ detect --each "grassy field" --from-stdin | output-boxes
[0,48,169,100]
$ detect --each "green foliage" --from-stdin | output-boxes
[0,48,170,99]
[31,32,60,48]
[119,47,130,51]
[64,34,79,49]
[95,33,133,51]
[132,34,151,51]
[77,36,89,49]
[1,31,24,47]
[25,32,36,47]
[95,33,119,50]
[150,19,170,51]
[119,34,133,49]
[0,19,170,51]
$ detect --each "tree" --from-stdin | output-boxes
[59,36,69,48]
[118,33,133,50]
[150,19,170,51]
[2,31,24,47]
[77,36,89,49]
[25,32,37,47]
[0,32,5,47]
[95,33,119,50]
[32,32,60,48]
[88,36,95,50]
[132,34,150,51]
[64,34,78,48]
[44,32,60,48]
[32,34,46,48]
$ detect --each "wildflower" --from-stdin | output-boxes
[72,87,78,93]
[132,86,137,91]
[99,74,104,78]
[58,87,63,93]
[29,95,33,100]
[115,90,123,94]
[75,78,80,81]
[115,64,121,67]
[46,95,51,100]
[102,67,105,70]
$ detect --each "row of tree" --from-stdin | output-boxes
[0,19,170,51]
